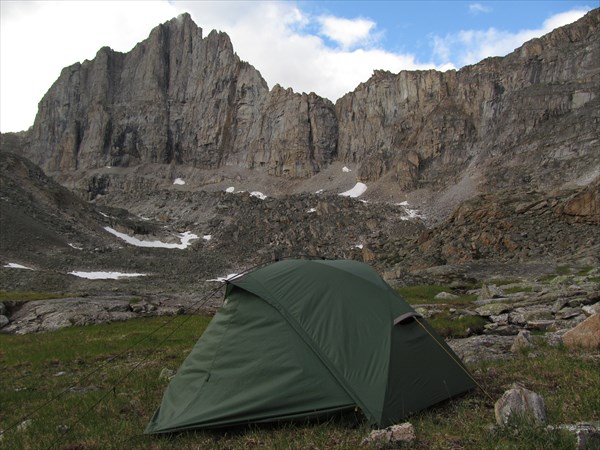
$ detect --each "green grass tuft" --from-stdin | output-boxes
[396,285,477,306]
[0,291,65,302]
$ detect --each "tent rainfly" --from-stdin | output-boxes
[146,259,476,433]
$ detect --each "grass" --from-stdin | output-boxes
[1,316,598,449]
[397,285,484,338]
[0,291,66,302]
[503,285,533,294]
[396,285,477,306]
[427,313,488,338]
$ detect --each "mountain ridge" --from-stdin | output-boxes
[1,9,597,203]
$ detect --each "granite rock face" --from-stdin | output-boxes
[8,9,599,197]
[23,14,337,178]
[336,9,599,191]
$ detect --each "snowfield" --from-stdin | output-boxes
[104,227,199,249]
[69,271,147,280]
[339,182,367,198]
[3,263,34,270]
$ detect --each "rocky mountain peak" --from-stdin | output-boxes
[2,8,598,214]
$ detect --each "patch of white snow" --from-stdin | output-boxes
[207,273,240,283]
[203,235,212,241]
[4,263,34,270]
[69,271,147,280]
[307,208,317,213]
[354,244,364,249]
[250,191,267,200]
[225,186,235,193]
[315,189,324,194]
[173,178,185,185]
[104,227,199,249]
[339,182,367,198]
[68,244,83,250]
[342,166,351,173]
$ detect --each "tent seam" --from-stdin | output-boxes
[231,267,379,424]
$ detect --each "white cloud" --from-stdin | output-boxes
[0,1,181,133]
[469,3,492,14]
[317,15,376,49]
[179,1,439,100]
[432,7,591,66]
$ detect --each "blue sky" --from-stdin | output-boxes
[0,1,593,132]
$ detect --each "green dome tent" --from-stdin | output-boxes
[146,259,475,434]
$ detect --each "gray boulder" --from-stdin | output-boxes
[494,383,546,426]
[510,330,534,353]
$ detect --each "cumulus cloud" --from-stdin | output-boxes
[317,15,376,49]
[0,0,181,132]
[179,1,437,101]
[432,7,592,66]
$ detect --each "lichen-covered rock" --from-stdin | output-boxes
[475,302,511,317]
[510,330,534,353]
[562,314,600,349]
[495,383,546,426]
[361,423,416,447]
[434,291,460,301]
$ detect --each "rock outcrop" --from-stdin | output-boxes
[21,13,337,178]
[336,9,599,191]
[4,9,598,200]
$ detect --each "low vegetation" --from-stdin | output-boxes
[396,285,477,306]
[397,284,484,338]
[1,310,598,449]
[0,291,66,302]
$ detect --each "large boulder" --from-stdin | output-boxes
[494,383,546,426]
[562,314,600,349]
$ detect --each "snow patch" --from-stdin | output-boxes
[104,227,199,249]
[342,166,351,173]
[354,244,364,249]
[307,208,317,213]
[69,271,147,280]
[315,189,324,194]
[99,211,110,218]
[339,182,367,198]
[250,191,267,200]
[4,263,34,270]
[395,202,425,220]
[225,186,235,193]
[173,178,185,185]
[207,273,240,283]
[203,235,212,241]
[68,244,83,250]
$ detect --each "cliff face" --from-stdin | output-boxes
[336,8,599,191]
[12,9,600,193]
[24,14,337,178]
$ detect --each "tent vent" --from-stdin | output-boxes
[393,312,422,325]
